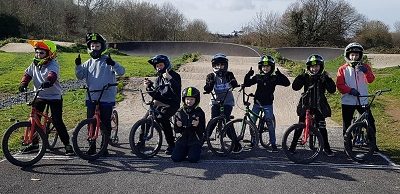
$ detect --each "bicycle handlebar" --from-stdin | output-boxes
[82,83,119,102]
[357,88,391,107]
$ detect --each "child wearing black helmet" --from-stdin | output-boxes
[290,54,336,156]
[172,87,206,163]
[243,55,290,152]
[144,54,182,155]
[204,53,241,152]
[75,33,125,156]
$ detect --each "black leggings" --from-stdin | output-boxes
[86,103,113,137]
[33,98,70,146]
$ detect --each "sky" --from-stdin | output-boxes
[138,0,400,34]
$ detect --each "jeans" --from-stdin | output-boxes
[250,104,276,145]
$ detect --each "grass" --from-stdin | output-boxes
[0,51,200,157]
[278,54,400,164]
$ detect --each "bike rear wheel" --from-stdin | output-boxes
[205,117,228,156]
[344,122,374,163]
[2,121,47,167]
[129,118,163,159]
[282,123,323,164]
[220,118,258,154]
[72,118,108,161]
[46,121,58,150]
[109,110,119,146]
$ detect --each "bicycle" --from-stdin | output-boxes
[220,86,276,154]
[281,85,324,164]
[203,86,236,156]
[2,88,60,167]
[109,106,119,146]
[344,89,391,163]
[71,83,118,161]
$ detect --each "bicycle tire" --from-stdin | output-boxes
[205,117,228,156]
[344,122,374,163]
[282,123,323,164]
[72,118,108,161]
[109,110,119,146]
[2,121,47,167]
[259,116,275,149]
[46,121,58,150]
[220,118,258,155]
[129,118,163,159]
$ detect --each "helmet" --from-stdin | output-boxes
[305,54,324,75]
[181,87,200,110]
[258,55,275,73]
[211,53,228,76]
[148,54,172,74]
[28,39,57,66]
[86,32,107,59]
[344,42,364,64]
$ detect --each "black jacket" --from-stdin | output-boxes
[292,71,336,118]
[244,71,290,105]
[174,107,206,146]
[147,70,181,108]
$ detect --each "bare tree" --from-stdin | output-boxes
[184,19,211,41]
[355,20,393,49]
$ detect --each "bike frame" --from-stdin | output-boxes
[302,109,314,145]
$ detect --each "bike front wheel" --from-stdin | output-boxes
[2,121,47,167]
[344,122,374,163]
[109,110,119,146]
[129,118,163,159]
[72,118,108,161]
[282,123,323,164]
[220,118,258,154]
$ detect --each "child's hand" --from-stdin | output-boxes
[106,53,115,66]
[162,69,172,80]
[176,120,182,127]
[75,54,81,66]
[246,67,254,76]
[143,78,153,86]
[275,68,282,75]
[192,117,200,127]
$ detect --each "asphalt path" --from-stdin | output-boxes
[1,54,399,193]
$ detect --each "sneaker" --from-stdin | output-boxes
[271,144,279,153]
[87,143,96,155]
[21,144,39,154]
[232,143,243,154]
[65,145,75,156]
[324,148,335,157]
[165,146,174,155]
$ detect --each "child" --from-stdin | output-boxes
[291,54,336,156]
[243,55,290,152]
[172,87,206,163]
[75,33,125,156]
[336,42,378,151]
[203,53,241,152]
[144,54,181,155]
[19,40,74,156]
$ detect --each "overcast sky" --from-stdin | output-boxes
[138,0,400,34]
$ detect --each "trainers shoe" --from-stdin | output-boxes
[324,148,335,157]
[87,143,96,155]
[271,144,279,153]
[165,146,174,155]
[65,145,75,156]
[21,144,39,154]
[232,143,243,154]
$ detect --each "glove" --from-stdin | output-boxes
[246,67,254,77]
[349,88,360,96]
[357,65,368,73]
[275,68,282,75]
[319,71,328,83]
[75,54,81,66]
[41,81,52,89]
[18,85,27,92]
[106,53,115,66]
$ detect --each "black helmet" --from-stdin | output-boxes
[86,33,107,59]
[344,42,364,64]
[258,55,275,73]
[305,54,324,75]
[181,87,200,110]
[148,54,172,74]
[211,53,228,76]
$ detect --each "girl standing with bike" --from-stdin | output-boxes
[75,33,125,156]
[291,54,336,156]
[243,55,290,152]
[19,40,74,156]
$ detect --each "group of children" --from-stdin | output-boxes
[19,32,376,163]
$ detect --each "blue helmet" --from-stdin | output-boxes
[148,54,172,74]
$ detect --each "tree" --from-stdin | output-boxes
[355,20,393,49]
[0,14,21,39]
[184,19,211,41]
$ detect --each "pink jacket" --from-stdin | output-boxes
[336,63,375,105]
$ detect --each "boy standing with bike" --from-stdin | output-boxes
[172,87,206,163]
[19,40,74,156]
[243,55,290,152]
[336,43,378,151]
[75,33,125,156]
[144,54,181,155]
[291,54,336,156]
[204,53,241,152]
